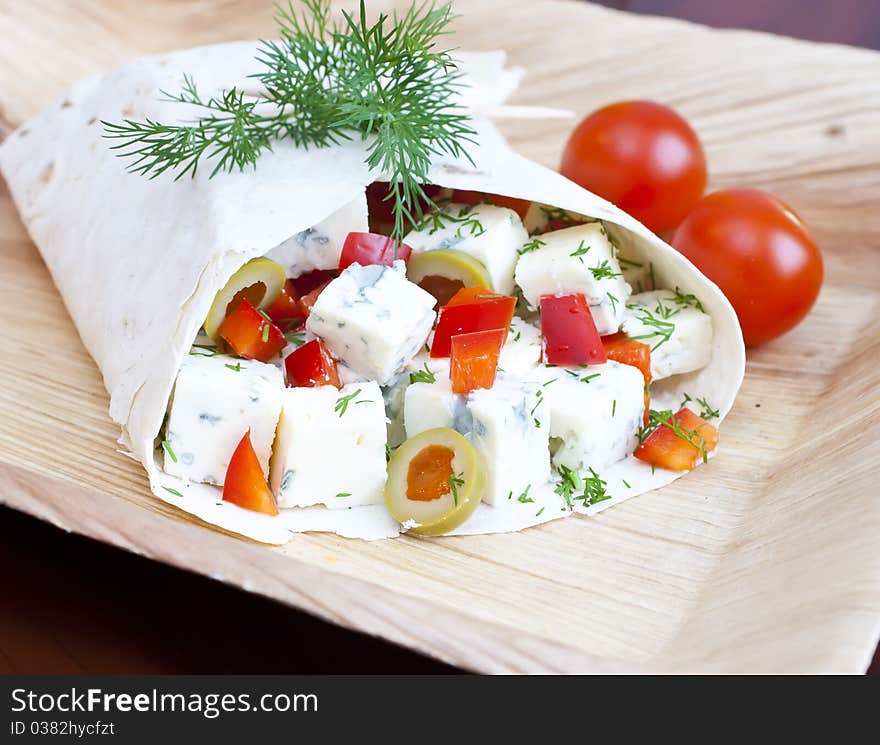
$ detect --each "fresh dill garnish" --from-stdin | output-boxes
[554,464,581,510]
[679,392,720,420]
[617,256,643,269]
[448,472,464,506]
[637,408,710,463]
[569,241,590,260]
[517,484,533,503]
[284,331,306,346]
[535,506,545,517]
[225,362,242,372]
[534,418,541,428]
[575,467,611,507]
[542,378,557,386]
[626,302,676,351]
[385,443,393,462]
[161,440,178,463]
[335,492,351,498]
[162,486,184,498]
[261,322,270,343]
[565,369,600,384]
[589,259,622,281]
[612,399,617,417]
[190,343,219,357]
[606,291,619,315]
[671,286,704,312]
[409,363,437,385]
[622,479,631,489]
[648,262,656,290]
[334,387,362,416]
[518,237,545,255]
[102,1,475,241]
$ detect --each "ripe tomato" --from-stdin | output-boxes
[560,101,707,234]
[672,189,823,346]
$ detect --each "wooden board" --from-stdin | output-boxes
[1,0,878,673]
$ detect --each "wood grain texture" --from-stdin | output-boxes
[0,0,878,673]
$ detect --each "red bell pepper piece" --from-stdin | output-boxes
[450,328,505,394]
[218,299,286,362]
[290,269,335,296]
[366,182,443,225]
[602,332,652,425]
[284,339,340,388]
[338,232,412,272]
[540,293,606,367]
[634,408,719,472]
[298,279,332,320]
[431,294,516,358]
[222,430,279,515]
[265,278,304,327]
[451,189,531,220]
[445,287,506,306]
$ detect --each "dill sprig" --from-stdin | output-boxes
[102,1,476,241]
[637,408,710,464]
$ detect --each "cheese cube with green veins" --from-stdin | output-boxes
[305,261,436,385]
[514,222,631,334]
[403,203,529,294]
[499,316,542,376]
[162,353,284,486]
[622,289,713,380]
[384,355,452,447]
[530,361,644,474]
[265,196,367,278]
[468,375,551,506]
[270,382,387,509]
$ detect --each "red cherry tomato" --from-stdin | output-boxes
[560,101,707,234]
[671,189,823,346]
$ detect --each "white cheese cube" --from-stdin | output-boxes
[305,261,436,385]
[498,316,542,376]
[403,203,528,294]
[403,375,471,439]
[523,203,590,235]
[622,290,713,380]
[270,382,387,509]
[514,222,631,334]
[163,353,284,486]
[266,196,367,278]
[384,355,452,447]
[468,375,551,506]
[531,360,644,473]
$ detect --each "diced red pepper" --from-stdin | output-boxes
[218,299,286,362]
[540,293,606,367]
[450,328,505,394]
[298,279,332,319]
[290,269,335,296]
[265,279,304,327]
[445,286,506,306]
[602,332,652,425]
[338,232,412,272]
[431,294,516,358]
[284,339,340,388]
[451,189,531,220]
[634,408,719,472]
[366,182,444,226]
[222,430,279,515]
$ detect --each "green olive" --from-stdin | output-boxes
[385,427,486,536]
[203,257,286,340]
[406,249,492,306]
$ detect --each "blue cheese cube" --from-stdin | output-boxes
[468,376,551,506]
[266,196,367,277]
[499,317,542,376]
[532,361,644,473]
[403,374,471,439]
[514,222,631,334]
[403,203,529,294]
[270,382,387,509]
[622,290,713,380]
[305,261,436,385]
[163,353,284,486]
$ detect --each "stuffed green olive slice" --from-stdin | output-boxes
[406,248,492,307]
[203,257,286,340]
[385,427,486,536]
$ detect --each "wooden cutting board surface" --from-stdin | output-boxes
[0,0,878,673]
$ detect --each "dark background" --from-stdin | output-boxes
[2,0,878,675]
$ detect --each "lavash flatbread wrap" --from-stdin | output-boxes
[0,41,745,544]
